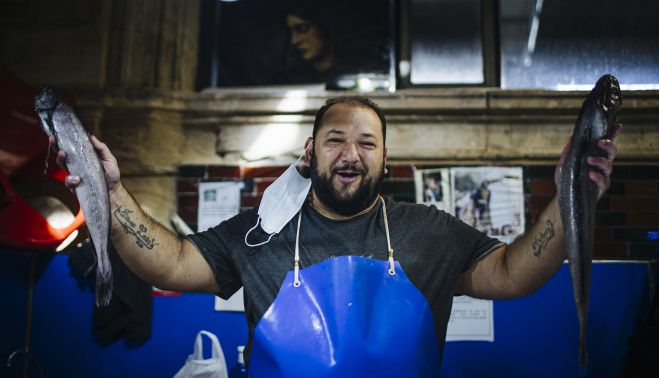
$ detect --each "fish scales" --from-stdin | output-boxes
[558,74,621,369]
[35,88,113,307]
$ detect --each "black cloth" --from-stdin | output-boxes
[188,196,503,364]
[68,240,152,343]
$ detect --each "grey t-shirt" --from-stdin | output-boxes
[187,196,503,364]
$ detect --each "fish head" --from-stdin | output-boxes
[34,87,61,138]
[589,74,622,137]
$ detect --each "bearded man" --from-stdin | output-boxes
[56,96,619,377]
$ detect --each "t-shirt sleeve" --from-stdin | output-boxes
[186,212,251,300]
[446,212,505,273]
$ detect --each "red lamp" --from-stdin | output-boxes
[0,64,85,252]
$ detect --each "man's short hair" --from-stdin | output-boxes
[312,96,387,144]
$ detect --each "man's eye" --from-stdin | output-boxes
[327,139,343,144]
[361,142,376,148]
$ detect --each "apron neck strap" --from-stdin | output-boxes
[293,196,396,287]
[294,211,303,287]
[380,196,396,275]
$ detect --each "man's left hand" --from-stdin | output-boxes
[554,123,623,200]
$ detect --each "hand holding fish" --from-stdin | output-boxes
[48,121,220,296]
[36,88,113,306]
[51,134,121,195]
[554,122,623,201]
[556,74,623,368]
[456,75,623,370]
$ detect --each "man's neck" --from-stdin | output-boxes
[310,192,380,220]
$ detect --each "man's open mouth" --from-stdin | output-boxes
[335,170,362,184]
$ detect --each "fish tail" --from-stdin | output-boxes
[578,363,587,377]
[95,263,114,307]
[579,309,588,370]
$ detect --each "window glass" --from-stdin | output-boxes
[198,0,393,91]
[410,0,484,84]
[500,0,659,90]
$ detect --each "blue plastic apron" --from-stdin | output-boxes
[249,197,441,377]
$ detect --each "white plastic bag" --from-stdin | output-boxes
[173,330,229,378]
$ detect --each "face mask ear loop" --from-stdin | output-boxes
[244,217,275,247]
[296,141,312,167]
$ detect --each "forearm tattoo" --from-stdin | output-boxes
[532,219,556,257]
[113,205,158,249]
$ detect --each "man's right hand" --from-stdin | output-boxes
[50,135,122,195]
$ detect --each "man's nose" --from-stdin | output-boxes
[339,142,359,164]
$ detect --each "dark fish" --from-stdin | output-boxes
[34,88,112,307]
[558,74,621,368]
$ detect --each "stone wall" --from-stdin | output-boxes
[1,0,199,90]
[66,86,659,232]
[2,0,658,236]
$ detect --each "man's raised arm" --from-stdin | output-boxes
[54,135,220,294]
[457,126,621,299]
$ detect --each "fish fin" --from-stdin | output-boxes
[83,259,97,277]
[43,145,50,175]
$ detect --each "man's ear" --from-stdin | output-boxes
[303,137,313,166]
[383,147,389,175]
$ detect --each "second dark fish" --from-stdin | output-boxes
[558,74,622,368]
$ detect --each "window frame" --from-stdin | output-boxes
[396,0,500,89]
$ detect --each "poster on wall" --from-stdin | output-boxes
[443,166,524,342]
[450,167,525,244]
[155,181,246,299]
[414,167,451,212]
[197,181,246,311]
[414,167,495,341]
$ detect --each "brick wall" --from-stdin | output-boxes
[176,164,659,260]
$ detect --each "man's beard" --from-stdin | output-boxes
[310,152,385,216]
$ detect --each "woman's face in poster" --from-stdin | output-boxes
[286,14,329,62]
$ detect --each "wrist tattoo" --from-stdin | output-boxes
[114,205,158,249]
[532,219,556,257]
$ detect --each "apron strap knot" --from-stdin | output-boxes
[388,249,395,275]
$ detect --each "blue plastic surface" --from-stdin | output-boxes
[0,250,653,378]
[0,251,248,377]
[440,261,652,378]
[249,255,441,377]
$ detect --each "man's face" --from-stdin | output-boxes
[306,103,387,216]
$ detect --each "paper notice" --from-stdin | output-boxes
[215,287,245,312]
[446,296,494,342]
[197,181,243,232]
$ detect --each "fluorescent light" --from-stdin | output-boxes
[56,230,78,252]
[242,123,301,161]
[357,77,376,92]
[276,90,308,112]
[556,83,659,91]
[271,114,304,123]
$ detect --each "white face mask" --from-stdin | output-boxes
[244,152,311,247]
